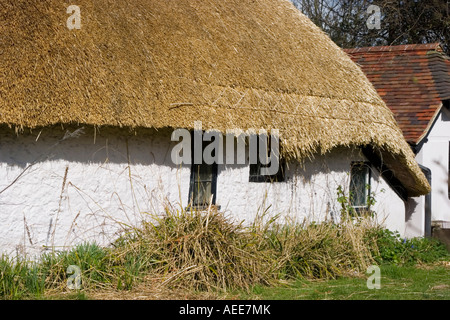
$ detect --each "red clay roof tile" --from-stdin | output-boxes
[345,43,450,144]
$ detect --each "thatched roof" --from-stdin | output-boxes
[0,0,430,196]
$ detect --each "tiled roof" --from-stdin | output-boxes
[345,43,450,145]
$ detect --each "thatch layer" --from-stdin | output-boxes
[0,0,429,196]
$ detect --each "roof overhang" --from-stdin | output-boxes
[413,100,450,154]
[362,146,408,201]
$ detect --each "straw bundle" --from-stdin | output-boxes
[0,0,429,196]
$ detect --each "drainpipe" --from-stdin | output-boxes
[419,165,432,237]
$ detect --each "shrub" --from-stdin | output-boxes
[368,228,449,265]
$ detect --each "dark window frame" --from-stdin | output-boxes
[249,160,286,183]
[349,161,372,211]
[188,131,219,209]
[249,134,286,183]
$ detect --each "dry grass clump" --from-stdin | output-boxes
[269,217,377,279]
[109,206,379,292]
[111,206,274,292]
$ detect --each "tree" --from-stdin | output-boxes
[290,0,450,55]
[379,0,449,53]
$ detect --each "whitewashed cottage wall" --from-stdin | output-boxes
[0,126,406,258]
[409,107,450,235]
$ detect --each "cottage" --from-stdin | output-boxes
[0,0,429,257]
[345,44,450,238]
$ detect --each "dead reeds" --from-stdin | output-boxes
[106,204,380,292]
[111,205,274,292]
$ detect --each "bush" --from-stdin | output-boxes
[369,228,449,265]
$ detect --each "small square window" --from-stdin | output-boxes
[249,160,285,182]
[248,134,285,183]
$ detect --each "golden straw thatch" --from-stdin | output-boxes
[0,0,430,196]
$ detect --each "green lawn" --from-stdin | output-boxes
[238,264,450,300]
[31,263,450,300]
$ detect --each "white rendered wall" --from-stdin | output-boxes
[405,138,425,238]
[405,196,426,238]
[369,168,406,235]
[217,147,405,234]
[0,126,406,258]
[416,108,450,224]
[0,126,192,258]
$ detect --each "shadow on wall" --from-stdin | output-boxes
[405,197,419,223]
[0,124,182,169]
[295,146,363,183]
[404,197,424,237]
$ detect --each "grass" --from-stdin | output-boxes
[0,206,448,300]
[238,263,450,300]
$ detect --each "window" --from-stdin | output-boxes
[188,135,218,208]
[349,162,371,209]
[249,134,285,182]
[189,162,218,208]
[249,159,285,182]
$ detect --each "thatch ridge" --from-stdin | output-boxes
[0,0,430,196]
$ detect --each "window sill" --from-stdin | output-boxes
[351,206,375,217]
[249,176,285,183]
[185,204,221,212]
